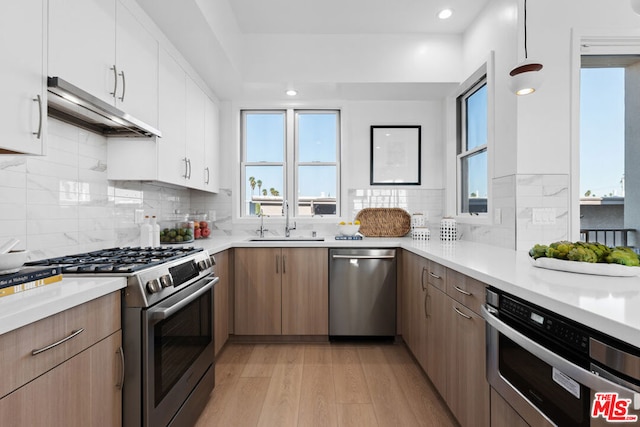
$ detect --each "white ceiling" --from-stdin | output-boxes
[229,0,489,35]
[136,0,489,101]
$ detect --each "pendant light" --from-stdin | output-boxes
[509,0,544,95]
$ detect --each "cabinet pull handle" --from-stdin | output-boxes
[32,94,43,139]
[454,285,472,296]
[421,267,427,291]
[454,306,472,319]
[205,167,210,184]
[32,328,84,355]
[429,271,441,280]
[116,346,125,390]
[187,158,192,179]
[276,255,279,274]
[183,158,189,178]
[110,65,118,98]
[282,255,286,274]
[424,292,430,318]
[118,70,126,101]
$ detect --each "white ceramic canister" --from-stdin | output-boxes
[439,217,457,241]
[411,213,426,229]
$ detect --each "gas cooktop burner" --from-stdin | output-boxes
[26,246,204,274]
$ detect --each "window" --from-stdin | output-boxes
[241,110,340,217]
[579,54,640,247]
[457,78,488,214]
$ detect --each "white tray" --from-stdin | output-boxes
[530,257,640,277]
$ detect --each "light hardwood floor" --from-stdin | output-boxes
[195,342,459,427]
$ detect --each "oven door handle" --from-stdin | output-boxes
[151,277,217,322]
[482,305,640,409]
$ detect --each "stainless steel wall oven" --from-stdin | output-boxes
[483,287,640,427]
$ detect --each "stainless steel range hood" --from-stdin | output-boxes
[47,77,162,138]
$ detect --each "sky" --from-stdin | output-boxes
[580,68,625,197]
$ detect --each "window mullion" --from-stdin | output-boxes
[286,109,296,214]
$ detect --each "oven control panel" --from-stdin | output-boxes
[500,295,589,353]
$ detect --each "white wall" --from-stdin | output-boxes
[342,101,444,190]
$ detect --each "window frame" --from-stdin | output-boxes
[457,78,488,215]
[293,110,341,217]
[240,108,341,219]
[446,54,494,224]
[240,109,287,217]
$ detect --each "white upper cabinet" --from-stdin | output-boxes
[115,1,158,127]
[186,76,206,190]
[157,48,188,187]
[204,96,220,193]
[107,49,220,193]
[49,0,116,104]
[0,0,46,154]
[49,0,158,127]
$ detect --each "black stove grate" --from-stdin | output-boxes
[25,246,204,274]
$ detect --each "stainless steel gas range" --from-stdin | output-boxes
[28,246,218,427]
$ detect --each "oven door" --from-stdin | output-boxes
[482,305,640,427]
[143,275,217,427]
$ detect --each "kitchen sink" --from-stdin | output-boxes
[248,236,325,242]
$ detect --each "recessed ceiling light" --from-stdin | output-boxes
[438,8,453,20]
[286,89,298,96]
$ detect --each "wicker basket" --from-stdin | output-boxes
[354,208,411,237]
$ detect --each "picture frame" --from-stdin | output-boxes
[370,125,421,185]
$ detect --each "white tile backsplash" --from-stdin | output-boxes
[0,119,192,259]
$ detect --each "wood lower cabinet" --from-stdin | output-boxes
[444,266,489,427]
[234,247,282,335]
[400,250,429,370]
[213,249,231,356]
[491,387,530,427]
[445,296,490,427]
[425,283,447,396]
[401,251,489,427]
[234,247,328,336]
[0,331,122,426]
[281,248,328,335]
[0,293,123,426]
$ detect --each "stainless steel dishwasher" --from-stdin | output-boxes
[329,248,397,338]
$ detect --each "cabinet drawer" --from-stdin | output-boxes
[0,292,120,398]
[427,260,447,291]
[446,270,486,314]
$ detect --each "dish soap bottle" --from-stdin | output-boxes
[140,216,153,246]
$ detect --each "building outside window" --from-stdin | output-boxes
[241,109,340,217]
[457,78,488,214]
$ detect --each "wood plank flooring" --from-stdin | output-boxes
[195,342,459,427]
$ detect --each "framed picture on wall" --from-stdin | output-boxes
[370,125,421,185]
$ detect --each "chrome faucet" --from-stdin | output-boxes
[283,200,296,237]
[256,209,268,238]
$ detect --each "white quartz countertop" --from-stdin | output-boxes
[4,235,640,349]
[197,235,640,348]
[0,276,126,335]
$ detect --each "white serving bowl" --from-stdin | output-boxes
[0,250,28,273]
[338,224,360,236]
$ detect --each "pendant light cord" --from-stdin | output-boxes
[524,0,528,59]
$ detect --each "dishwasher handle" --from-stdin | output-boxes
[332,254,395,260]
